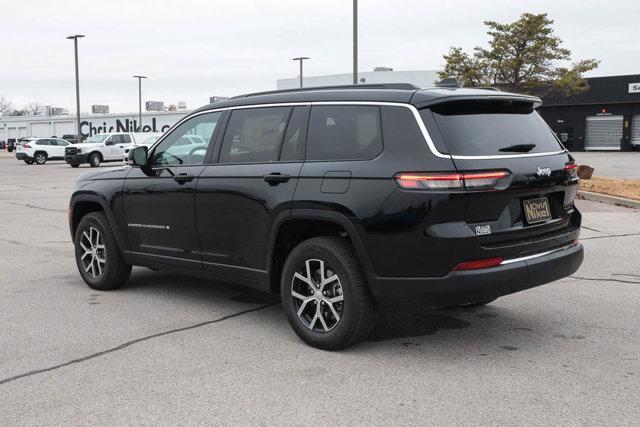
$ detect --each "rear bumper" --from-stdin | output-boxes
[15,152,31,161]
[65,153,88,165]
[367,242,583,307]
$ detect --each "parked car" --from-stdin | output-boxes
[15,137,71,164]
[65,132,162,167]
[68,84,583,349]
[61,134,82,144]
[7,138,16,152]
[0,141,6,150]
[122,135,161,162]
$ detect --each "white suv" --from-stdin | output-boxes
[15,137,70,165]
[64,132,162,168]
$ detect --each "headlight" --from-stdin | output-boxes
[77,148,82,153]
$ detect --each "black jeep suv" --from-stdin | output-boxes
[68,84,583,349]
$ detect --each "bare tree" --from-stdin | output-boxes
[22,102,46,115]
[0,96,13,117]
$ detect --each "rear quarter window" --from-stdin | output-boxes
[423,100,563,156]
[307,105,383,161]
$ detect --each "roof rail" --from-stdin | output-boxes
[474,87,502,91]
[231,83,421,99]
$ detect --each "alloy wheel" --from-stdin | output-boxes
[35,154,45,164]
[291,259,344,332]
[79,227,106,279]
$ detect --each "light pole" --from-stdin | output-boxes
[133,75,147,131]
[292,57,309,88]
[66,34,84,141]
[353,0,358,84]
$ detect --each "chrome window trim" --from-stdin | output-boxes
[500,243,577,265]
[150,101,568,161]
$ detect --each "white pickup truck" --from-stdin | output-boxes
[64,132,162,167]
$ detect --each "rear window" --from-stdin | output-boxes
[307,105,383,161]
[425,100,563,156]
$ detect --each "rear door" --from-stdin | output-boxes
[195,105,307,281]
[422,99,578,248]
[51,139,69,158]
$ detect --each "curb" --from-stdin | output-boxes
[578,190,640,209]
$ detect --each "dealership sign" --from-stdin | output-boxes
[629,83,640,93]
[79,112,187,138]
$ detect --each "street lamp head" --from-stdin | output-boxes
[133,75,148,79]
[66,34,85,40]
[292,57,310,61]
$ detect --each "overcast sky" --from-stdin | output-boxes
[2,0,639,113]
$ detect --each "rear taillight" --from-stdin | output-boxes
[453,257,504,271]
[565,163,578,180]
[394,171,509,190]
[23,143,31,148]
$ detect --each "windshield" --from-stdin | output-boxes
[424,100,563,156]
[86,134,109,144]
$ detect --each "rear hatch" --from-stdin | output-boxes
[421,98,580,260]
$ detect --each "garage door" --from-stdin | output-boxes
[585,116,623,150]
[31,122,50,137]
[631,115,640,147]
[18,127,28,138]
[8,128,18,139]
[54,121,75,137]
[0,128,5,141]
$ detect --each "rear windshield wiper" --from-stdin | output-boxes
[498,144,536,153]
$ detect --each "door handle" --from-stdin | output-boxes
[263,172,291,186]
[173,173,195,184]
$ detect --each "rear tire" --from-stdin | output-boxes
[89,152,101,167]
[280,237,377,350]
[70,164,80,168]
[34,152,47,165]
[24,159,34,165]
[74,212,131,290]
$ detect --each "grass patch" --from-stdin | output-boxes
[579,176,640,201]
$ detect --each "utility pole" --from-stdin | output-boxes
[133,75,147,131]
[353,0,358,84]
[292,57,310,88]
[66,35,85,141]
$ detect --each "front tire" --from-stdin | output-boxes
[281,237,377,350]
[34,152,47,165]
[74,212,131,290]
[24,159,34,165]
[89,152,101,167]
[70,163,80,168]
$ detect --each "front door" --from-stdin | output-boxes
[123,111,223,268]
[196,106,308,282]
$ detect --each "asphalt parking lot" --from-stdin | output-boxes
[0,156,639,424]
[572,151,640,180]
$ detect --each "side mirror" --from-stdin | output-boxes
[105,139,114,146]
[128,145,148,167]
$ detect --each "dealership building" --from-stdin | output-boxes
[0,110,190,141]
[538,74,640,151]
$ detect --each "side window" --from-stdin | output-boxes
[219,107,290,164]
[121,134,132,144]
[151,112,222,167]
[36,140,44,146]
[307,105,383,161]
[110,135,122,144]
[280,106,308,161]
